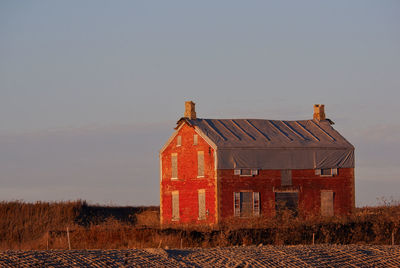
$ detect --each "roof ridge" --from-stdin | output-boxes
[190,118,318,122]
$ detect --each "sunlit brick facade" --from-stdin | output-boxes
[160,102,355,226]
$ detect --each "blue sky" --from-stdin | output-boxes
[1,1,399,206]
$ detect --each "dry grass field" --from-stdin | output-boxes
[1,200,399,250]
[1,201,400,266]
[0,245,399,267]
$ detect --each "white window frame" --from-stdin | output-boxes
[234,192,241,217]
[253,192,260,216]
[316,168,338,177]
[233,191,261,217]
[234,169,259,177]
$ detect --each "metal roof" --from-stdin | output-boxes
[174,118,354,169]
[176,118,355,169]
[182,118,354,150]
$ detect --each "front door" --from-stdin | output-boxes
[240,192,253,217]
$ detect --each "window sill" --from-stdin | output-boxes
[197,176,205,178]
[171,177,178,181]
[236,215,260,218]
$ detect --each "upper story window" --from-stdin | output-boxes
[316,168,338,177]
[171,153,178,180]
[193,134,198,145]
[197,151,204,177]
[176,135,182,147]
[234,169,258,176]
[281,170,292,186]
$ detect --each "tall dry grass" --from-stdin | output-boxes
[0,200,399,250]
[0,200,82,250]
[0,200,158,250]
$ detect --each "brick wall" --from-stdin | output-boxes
[161,124,216,225]
[219,168,354,219]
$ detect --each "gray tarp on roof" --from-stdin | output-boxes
[182,118,354,170]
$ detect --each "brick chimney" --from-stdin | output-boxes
[184,101,196,119]
[313,104,326,121]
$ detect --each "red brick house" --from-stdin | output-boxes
[160,101,355,226]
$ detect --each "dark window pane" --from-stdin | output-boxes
[240,192,253,217]
[321,169,332,176]
[241,169,252,176]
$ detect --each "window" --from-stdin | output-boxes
[316,168,338,177]
[233,192,260,217]
[281,170,292,186]
[197,151,204,177]
[234,192,240,216]
[171,153,178,179]
[177,135,182,147]
[321,169,331,176]
[275,192,299,216]
[253,192,260,216]
[193,134,198,145]
[321,190,334,217]
[198,189,206,220]
[234,169,259,176]
[172,191,179,221]
[241,169,252,176]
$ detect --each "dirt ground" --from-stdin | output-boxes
[0,245,399,267]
